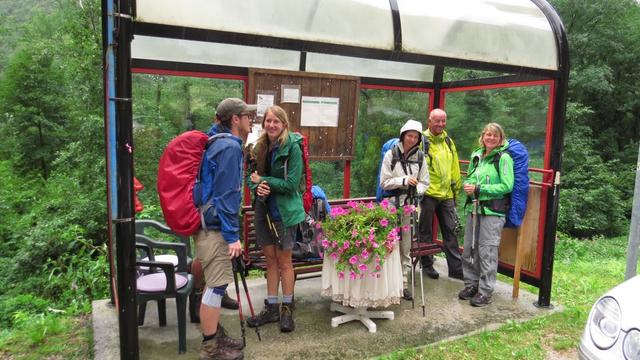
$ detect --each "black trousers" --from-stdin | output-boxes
[418,196,463,276]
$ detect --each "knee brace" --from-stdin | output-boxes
[201,284,228,307]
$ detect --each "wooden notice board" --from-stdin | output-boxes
[248,68,359,160]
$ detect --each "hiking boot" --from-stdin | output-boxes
[279,303,295,332]
[247,300,279,328]
[199,335,244,360]
[423,266,440,279]
[402,288,413,301]
[215,324,244,350]
[458,285,478,300]
[470,292,492,307]
[221,291,239,310]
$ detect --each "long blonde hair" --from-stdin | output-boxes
[252,105,290,175]
[478,122,507,147]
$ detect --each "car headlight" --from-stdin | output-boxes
[623,329,640,360]
[589,296,621,349]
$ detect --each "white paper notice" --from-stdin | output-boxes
[282,86,300,103]
[300,96,339,127]
[256,93,275,118]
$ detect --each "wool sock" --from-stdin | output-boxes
[267,295,278,305]
[282,294,293,304]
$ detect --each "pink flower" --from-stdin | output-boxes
[372,242,379,248]
[389,206,397,214]
[380,199,389,209]
[350,271,357,280]
[349,255,358,265]
[380,218,389,227]
[321,239,330,248]
[332,241,338,248]
[368,233,375,241]
[366,202,375,210]
[351,229,358,237]
[358,263,368,272]
[361,249,369,259]
[315,222,322,229]
[375,256,381,263]
[375,264,381,271]
[402,225,410,232]
[330,252,338,260]
[338,271,344,279]
[347,200,358,208]
[342,240,351,250]
[403,204,415,215]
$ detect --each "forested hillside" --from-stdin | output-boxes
[0,0,638,332]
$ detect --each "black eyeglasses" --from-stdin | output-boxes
[238,112,256,120]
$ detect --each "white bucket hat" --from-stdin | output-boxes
[400,119,423,137]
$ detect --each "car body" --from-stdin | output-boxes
[579,275,640,360]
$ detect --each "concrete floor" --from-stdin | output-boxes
[92,261,559,360]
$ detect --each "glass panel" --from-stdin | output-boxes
[443,85,551,183]
[348,89,430,198]
[132,36,301,71]
[132,74,244,214]
[136,0,394,50]
[306,53,434,82]
[310,161,344,200]
[398,0,558,70]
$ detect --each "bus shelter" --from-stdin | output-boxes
[102,0,568,358]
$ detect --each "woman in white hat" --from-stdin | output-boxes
[379,119,430,300]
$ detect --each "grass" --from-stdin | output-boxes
[378,234,634,359]
[0,313,92,360]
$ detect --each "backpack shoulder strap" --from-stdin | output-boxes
[445,136,453,152]
[390,145,402,171]
[493,151,502,180]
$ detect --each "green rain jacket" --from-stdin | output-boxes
[249,132,306,227]
[422,129,462,200]
[464,143,514,217]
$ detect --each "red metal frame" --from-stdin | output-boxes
[441,79,556,280]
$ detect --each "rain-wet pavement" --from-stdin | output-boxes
[92,261,560,359]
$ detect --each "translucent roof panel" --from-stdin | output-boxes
[131,36,301,72]
[305,53,434,82]
[135,0,395,50]
[133,0,560,72]
[398,0,558,70]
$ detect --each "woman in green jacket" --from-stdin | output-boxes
[246,105,305,332]
[458,123,514,307]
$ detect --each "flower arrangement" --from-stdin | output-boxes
[319,199,416,280]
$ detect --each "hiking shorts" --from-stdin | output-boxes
[254,200,297,251]
[194,229,233,288]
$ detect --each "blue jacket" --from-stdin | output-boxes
[198,124,243,243]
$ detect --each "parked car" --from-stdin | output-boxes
[579,275,640,359]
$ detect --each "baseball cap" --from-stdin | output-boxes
[216,98,257,122]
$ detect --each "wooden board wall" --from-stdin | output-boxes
[498,185,543,273]
[248,68,359,160]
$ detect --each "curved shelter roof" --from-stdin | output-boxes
[131,0,567,82]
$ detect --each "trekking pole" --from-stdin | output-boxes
[404,192,415,310]
[470,199,478,265]
[408,192,425,316]
[414,195,425,317]
[231,258,247,347]
[237,256,261,341]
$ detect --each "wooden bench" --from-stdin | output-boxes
[241,197,443,279]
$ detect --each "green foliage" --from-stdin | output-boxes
[0,313,92,360]
[558,105,628,237]
[0,294,50,329]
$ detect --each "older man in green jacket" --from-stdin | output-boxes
[418,109,464,280]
